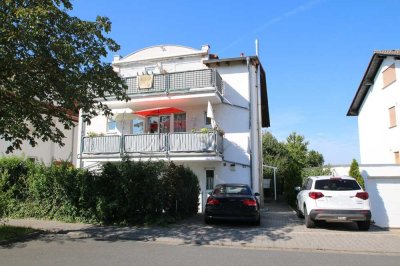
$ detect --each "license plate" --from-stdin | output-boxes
[337,217,347,220]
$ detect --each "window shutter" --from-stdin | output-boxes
[383,64,396,88]
[389,107,397,128]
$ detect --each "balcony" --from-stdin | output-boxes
[123,69,223,96]
[81,132,223,158]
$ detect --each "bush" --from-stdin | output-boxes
[0,157,200,225]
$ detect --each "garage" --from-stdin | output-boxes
[366,177,400,228]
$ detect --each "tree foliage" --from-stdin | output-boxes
[262,131,326,206]
[349,159,365,189]
[0,0,129,153]
[0,157,200,225]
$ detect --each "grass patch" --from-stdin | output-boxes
[0,225,36,242]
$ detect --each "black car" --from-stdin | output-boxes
[204,183,261,225]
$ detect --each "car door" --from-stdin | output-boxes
[297,178,313,213]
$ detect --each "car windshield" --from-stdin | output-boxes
[213,185,251,195]
[315,179,361,191]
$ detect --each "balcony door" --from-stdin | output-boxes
[147,115,170,133]
[159,115,170,133]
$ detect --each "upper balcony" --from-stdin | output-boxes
[122,68,223,97]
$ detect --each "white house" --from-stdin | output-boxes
[76,44,270,211]
[0,118,78,166]
[347,50,400,228]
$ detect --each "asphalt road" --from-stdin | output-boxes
[1,236,399,266]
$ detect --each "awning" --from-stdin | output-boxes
[133,107,184,117]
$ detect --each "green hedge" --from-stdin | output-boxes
[0,157,200,225]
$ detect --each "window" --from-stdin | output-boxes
[174,113,186,132]
[204,111,211,126]
[206,170,214,190]
[389,106,397,128]
[131,119,144,134]
[315,179,361,191]
[383,64,396,88]
[107,118,117,132]
[395,152,400,164]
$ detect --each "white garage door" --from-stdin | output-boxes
[367,178,400,228]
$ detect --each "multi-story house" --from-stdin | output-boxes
[346,50,400,228]
[76,44,270,211]
[348,50,400,164]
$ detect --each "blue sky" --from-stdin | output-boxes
[70,0,400,165]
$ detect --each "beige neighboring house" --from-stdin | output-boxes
[0,115,79,166]
[344,50,400,228]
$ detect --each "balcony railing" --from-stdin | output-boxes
[81,132,223,156]
[123,69,223,95]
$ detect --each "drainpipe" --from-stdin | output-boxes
[247,56,253,190]
[78,110,85,168]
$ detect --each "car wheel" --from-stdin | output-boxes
[296,201,304,218]
[304,206,315,228]
[357,220,370,231]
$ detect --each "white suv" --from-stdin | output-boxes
[295,175,371,231]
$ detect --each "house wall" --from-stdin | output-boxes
[77,46,265,208]
[331,164,400,228]
[358,57,400,164]
[0,121,78,165]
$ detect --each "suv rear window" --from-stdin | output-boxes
[315,179,361,191]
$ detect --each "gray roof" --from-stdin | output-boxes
[347,50,400,116]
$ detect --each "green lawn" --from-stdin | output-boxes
[0,225,37,242]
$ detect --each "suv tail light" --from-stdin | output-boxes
[356,192,369,200]
[243,199,257,207]
[206,198,220,206]
[309,192,324,199]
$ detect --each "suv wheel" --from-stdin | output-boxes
[357,220,370,231]
[304,206,315,228]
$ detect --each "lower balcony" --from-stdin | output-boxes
[80,132,223,159]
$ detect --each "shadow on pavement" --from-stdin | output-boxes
[1,199,389,249]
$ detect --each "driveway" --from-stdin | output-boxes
[5,201,400,254]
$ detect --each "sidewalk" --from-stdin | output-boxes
[5,201,400,255]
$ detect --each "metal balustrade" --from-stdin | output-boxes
[82,135,121,154]
[81,132,223,156]
[123,69,223,95]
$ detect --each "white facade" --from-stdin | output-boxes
[358,58,400,164]
[331,165,400,228]
[77,45,269,211]
[0,121,78,165]
[346,50,400,228]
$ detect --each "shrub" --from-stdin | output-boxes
[162,162,200,218]
[0,157,200,225]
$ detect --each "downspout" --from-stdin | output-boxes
[78,110,85,168]
[247,56,253,190]
[70,125,75,165]
[255,39,262,201]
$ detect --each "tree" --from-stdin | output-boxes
[286,132,309,167]
[0,0,129,153]
[306,150,324,167]
[262,131,326,206]
[349,159,365,189]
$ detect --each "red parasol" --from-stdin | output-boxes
[133,107,184,117]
